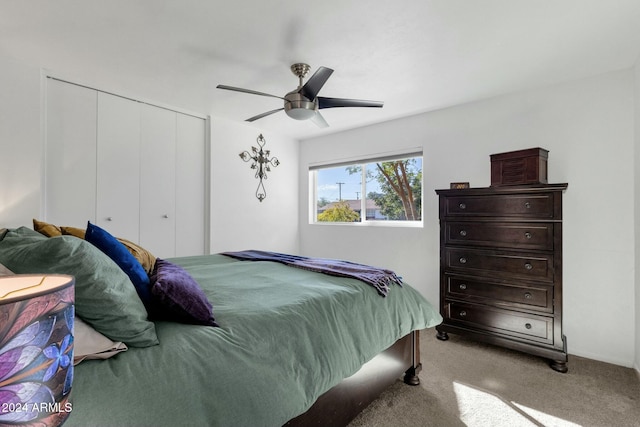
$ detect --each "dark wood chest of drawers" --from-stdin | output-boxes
[435,184,568,372]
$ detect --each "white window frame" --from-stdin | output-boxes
[309,150,423,228]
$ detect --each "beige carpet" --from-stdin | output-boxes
[349,328,640,427]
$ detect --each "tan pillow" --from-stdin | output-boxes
[33,219,62,237]
[34,220,155,275]
[74,316,128,365]
[60,226,85,239]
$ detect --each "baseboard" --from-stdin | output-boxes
[567,348,634,368]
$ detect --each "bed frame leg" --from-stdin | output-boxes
[403,366,421,385]
[403,330,422,386]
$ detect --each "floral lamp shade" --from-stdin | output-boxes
[0,275,75,426]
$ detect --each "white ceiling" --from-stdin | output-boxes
[2,0,640,140]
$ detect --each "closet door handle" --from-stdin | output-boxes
[106,217,113,221]
[163,214,169,219]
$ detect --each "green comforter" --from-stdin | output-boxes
[66,254,442,427]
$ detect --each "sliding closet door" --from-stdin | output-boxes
[95,92,141,240]
[176,113,206,256]
[45,79,97,226]
[46,78,208,255]
[139,104,177,257]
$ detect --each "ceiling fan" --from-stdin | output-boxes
[216,63,383,128]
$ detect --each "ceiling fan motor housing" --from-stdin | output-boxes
[284,91,317,120]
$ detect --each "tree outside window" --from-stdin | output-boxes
[313,154,422,224]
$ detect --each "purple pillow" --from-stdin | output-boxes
[149,258,218,327]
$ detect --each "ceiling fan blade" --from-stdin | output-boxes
[246,108,284,122]
[318,97,384,109]
[310,111,329,128]
[217,85,285,100]
[299,66,333,100]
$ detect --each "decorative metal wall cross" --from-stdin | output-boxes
[239,134,280,202]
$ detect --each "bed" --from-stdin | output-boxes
[0,225,442,427]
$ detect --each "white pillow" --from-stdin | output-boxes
[74,316,128,364]
[0,261,13,276]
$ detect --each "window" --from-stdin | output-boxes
[311,152,422,225]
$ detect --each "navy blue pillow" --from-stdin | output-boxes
[85,221,151,306]
[149,258,217,327]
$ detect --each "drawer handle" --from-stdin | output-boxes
[524,202,531,209]
[524,232,532,239]
[163,214,170,219]
[459,310,467,317]
[525,323,532,329]
[524,292,532,299]
[524,263,533,270]
[459,257,467,264]
[106,217,113,221]
[459,203,466,209]
[459,284,467,290]
[459,230,467,237]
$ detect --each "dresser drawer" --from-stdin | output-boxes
[444,302,553,344]
[445,221,554,250]
[443,193,555,218]
[445,274,553,313]
[445,248,553,282]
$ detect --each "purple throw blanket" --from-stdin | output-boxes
[220,250,403,297]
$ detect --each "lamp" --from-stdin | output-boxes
[0,274,75,426]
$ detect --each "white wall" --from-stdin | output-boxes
[300,69,636,367]
[209,117,299,254]
[0,57,43,226]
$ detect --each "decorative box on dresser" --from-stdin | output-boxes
[435,183,569,372]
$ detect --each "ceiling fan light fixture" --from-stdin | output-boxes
[284,92,317,120]
[285,108,316,120]
[284,103,317,120]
